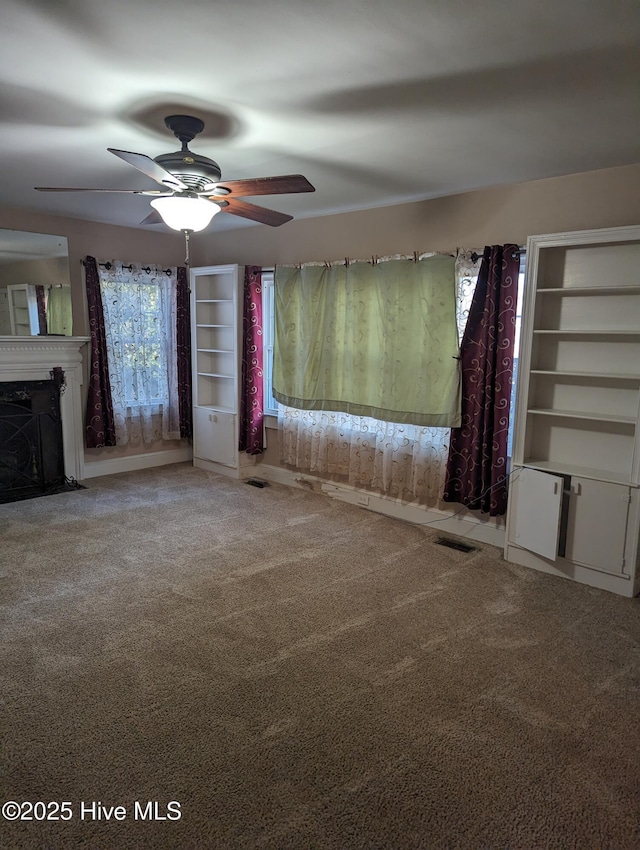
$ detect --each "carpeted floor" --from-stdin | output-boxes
[1,463,639,849]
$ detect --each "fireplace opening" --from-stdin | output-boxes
[0,378,83,504]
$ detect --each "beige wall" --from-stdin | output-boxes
[1,162,639,470]
[0,255,70,290]
[192,162,640,476]
[192,163,640,267]
[3,164,639,332]
[0,208,185,337]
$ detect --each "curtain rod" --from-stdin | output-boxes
[278,251,445,269]
[81,259,173,275]
[277,246,525,270]
[469,246,526,263]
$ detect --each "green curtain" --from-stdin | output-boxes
[47,286,73,335]
[273,255,461,427]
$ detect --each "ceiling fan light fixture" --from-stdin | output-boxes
[150,195,220,232]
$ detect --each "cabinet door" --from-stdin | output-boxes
[565,478,630,574]
[508,467,564,560]
[193,407,236,467]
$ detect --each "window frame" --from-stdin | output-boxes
[261,268,278,418]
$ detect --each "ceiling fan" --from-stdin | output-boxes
[35,114,315,231]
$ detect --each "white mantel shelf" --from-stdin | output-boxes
[0,335,90,357]
[0,336,91,482]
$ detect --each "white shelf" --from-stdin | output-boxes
[197,372,234,379]
[536,286,640,296]
[196,403,235,414]
[530,370,640,381]
[522,460,633,486]
[533,329,640,336]
[195,323,234,329]
[527,408,635,424]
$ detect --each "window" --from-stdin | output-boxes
[507,257,526,457]
[261,269,278,417]
[106,280,169,406]
[97,260,180,444]
[262,254,525,439]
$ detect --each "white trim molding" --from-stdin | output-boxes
[254,463,506,549]
[83,446,193,479]
[0,335,90,483]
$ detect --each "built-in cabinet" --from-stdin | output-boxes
[505,225,640,597]
[7,284,39,335]
[190,264,252,478]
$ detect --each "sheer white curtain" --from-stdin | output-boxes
[278,252,478,506]
[98,260,180,445]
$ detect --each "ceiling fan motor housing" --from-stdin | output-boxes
[155,114,222,190]
[154,150,222,190]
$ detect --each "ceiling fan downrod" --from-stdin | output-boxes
[164,114,205,148]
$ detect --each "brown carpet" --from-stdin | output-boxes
[1,463,639,850]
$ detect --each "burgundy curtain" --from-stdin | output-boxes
[176,266,192,439]
[84,256,116,447]
[239,266,264,455]
[443,244,520,516]
[35,285,47,335]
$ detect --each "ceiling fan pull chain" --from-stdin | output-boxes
[183,230,191,267]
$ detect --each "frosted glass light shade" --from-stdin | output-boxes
[150,196,221,232]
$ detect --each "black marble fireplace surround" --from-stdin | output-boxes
[0,377,71,503]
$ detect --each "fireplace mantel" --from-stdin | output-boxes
[0,336,90,482]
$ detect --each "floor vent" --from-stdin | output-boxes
[435,537,477,553]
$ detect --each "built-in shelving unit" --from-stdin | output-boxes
[190,264,253,478]
[505,225,640,597]
[7,284,39,335]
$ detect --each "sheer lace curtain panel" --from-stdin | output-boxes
[97,260,181,445]
[277,253,478,507]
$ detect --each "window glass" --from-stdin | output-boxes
[507,259,526,458]
[261,270,278,416]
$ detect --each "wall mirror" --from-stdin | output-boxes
[0,229,73,336]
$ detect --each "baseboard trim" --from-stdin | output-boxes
[255,464,505,548]
[193,454,257,479]
[504,542,636,598]
[83,447,193,479]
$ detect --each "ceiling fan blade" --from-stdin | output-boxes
[219,198,293,227]
[108,148,188,191]
[204,174,315,197]
[34,186,172,195]
[139,209,164,226]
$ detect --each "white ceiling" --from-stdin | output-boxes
[1,0,639,234]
